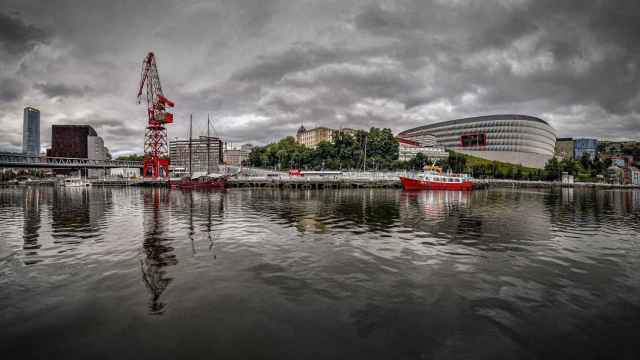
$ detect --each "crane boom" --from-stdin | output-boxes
[138,52,174,178]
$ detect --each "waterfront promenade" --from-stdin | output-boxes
[2,172,639,189]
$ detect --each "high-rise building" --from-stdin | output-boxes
[22,107,40,155]
[169,136,223,174]
[47,125,97,158]
[45,124,110,177]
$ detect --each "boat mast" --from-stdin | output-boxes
[189,114,192,177]
[207,113,210,175]
[362,132,367,172]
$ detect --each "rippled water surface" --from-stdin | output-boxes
[1,187,640,359]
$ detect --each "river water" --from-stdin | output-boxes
[1,187,639,359]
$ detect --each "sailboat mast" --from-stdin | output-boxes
[207,114,210,175]
[189,114,193,177]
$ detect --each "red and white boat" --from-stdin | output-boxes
[400,166,474,191]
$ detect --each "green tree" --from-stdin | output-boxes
[116,153,144,161]
[544,157,562,181]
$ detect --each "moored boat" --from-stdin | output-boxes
[63,177,92,187]
[168,114,227,190]
[400,166,473,191]
[169,174,227,190]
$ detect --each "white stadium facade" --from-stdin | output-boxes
[398,115,557,169]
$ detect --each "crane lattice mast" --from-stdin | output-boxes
[137,52,174,178]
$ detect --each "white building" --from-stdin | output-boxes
[169,136,223,174]
[631,167,640,186]
[87,135,110,178]
[399,114,557,169]
[110,167,140,178]
[398,138,448,161]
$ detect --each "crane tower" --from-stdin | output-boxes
[137,52,174,178]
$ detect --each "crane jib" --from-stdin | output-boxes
[138,51,174,178]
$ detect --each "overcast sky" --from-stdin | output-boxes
[0,0,638,156]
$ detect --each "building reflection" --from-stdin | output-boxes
[197,190,224,255]
[22,187,42,265]
[20,187,112,264]
[50,187,111,242]
[243,189,401,234]
[400,189,553,248]
[400,190,470,222]
[140,188,177,315]
[173,189,225,255]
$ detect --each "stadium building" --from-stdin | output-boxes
[398,115,557,169]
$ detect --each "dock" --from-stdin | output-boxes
[226,176,401,189]
[2,174,638,190]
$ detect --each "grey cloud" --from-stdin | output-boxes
[353,4,410,35]
[0,12,50,56]
[231,42,340,83]
[34,82,91,99]
[0,77,25,102]
[1,0,639,152]
[0,130,22,147]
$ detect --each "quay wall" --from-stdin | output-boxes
[1,176,638,190]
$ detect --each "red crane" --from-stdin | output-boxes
[137,52,174,178]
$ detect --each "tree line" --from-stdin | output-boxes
[247,127,404,171]
[543,152,612,182]
[246,129,616,182]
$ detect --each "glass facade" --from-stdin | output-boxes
[22,107,40,155]
[574,138,599,161]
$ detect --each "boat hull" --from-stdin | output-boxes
[169,178,226,190]
[400,176,474,191]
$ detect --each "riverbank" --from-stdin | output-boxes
[473,178,640,189]
[1,176,638,189]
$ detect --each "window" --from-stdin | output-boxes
[460,133,487,147]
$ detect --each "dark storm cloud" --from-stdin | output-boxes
[353,4,411,35]
[231,42,340,83]
[1,0,639,153]
[0,12,50,56]
[34,82,91,99]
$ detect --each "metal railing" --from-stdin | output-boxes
[0,152,142,169]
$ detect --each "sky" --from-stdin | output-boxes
[0,0,638,156]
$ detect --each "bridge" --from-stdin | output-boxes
[0,152,142,169]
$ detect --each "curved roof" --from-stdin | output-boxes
[399,114,551,136]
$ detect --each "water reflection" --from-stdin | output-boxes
[198,191,224,256]
[140,188,176,315]
[22,187,42,265]
[17,187,113,264]
[50,187,111,243]
[3,187,640,359]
